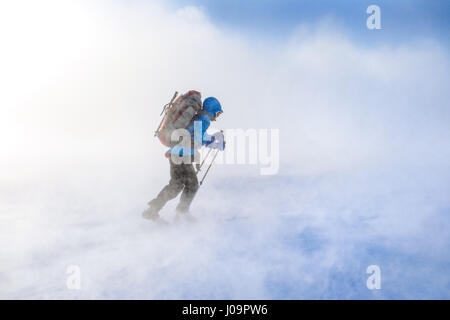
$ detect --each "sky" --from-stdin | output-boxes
[168,0,450,43]
[0,0,449,299]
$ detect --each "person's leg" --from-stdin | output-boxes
[147,160,185,215]
[175,163,199,213]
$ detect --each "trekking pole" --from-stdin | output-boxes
[196,148,213,174]
[154,91,178,137]
[199,149,220,186]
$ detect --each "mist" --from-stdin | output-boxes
[0,0,449,299]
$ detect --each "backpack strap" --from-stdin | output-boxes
[186,109,210,130]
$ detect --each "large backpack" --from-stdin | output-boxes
[156,90,202,147]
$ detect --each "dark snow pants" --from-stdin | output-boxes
[149,158,199,213]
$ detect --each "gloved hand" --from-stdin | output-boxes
[212,131,225,150]
[205,135,215,147]
[210,140,225,150]
[218,140,226,151]
[205,132,225,150]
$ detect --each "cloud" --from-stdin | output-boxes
[0,0,449,299]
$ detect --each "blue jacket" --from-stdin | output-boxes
[165,114,213,157]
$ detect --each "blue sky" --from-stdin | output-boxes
[169,0,450,44]
[1,0,449,299]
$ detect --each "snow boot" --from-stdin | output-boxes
[174,210,197,224]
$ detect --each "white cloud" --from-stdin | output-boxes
[0,0,449,298]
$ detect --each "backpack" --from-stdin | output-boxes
[155,90,203,147]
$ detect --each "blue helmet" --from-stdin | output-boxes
[203,97,223,119]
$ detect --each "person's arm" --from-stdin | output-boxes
[187,115,213,146]
[184,115,225,151]
[165,116,211,157]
